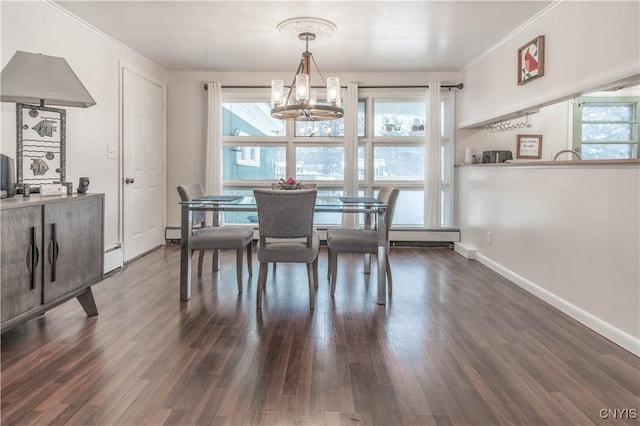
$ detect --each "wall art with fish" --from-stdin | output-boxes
[16,103,66,191]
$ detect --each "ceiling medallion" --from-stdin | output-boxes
[270,18,344,122]
[276,17,337,40]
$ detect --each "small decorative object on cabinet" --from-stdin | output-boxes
[1,193,104,333]
[77,177,90,194]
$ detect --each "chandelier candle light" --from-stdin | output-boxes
[271,18,344,121]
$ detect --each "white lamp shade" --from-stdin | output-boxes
[295,74,309,101]
[327,77,340,104]
[271,79,284,105]
[1,51,96,108]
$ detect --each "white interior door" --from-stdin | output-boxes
[123,68,165,261]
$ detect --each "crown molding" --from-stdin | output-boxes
[461,1,561,72]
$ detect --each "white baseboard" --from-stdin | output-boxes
[473,252,640,357]
[454,242,476,259]
[104,247,124,273]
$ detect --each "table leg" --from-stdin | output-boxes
[180,205,192,301]
[377,206,387,305]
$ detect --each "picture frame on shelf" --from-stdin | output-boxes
[518,35,545,85]
[16,103,66,192]
[517,134,543,159]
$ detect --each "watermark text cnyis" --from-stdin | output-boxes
[599,408,637,420]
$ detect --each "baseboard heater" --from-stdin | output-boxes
[164,227,460,245]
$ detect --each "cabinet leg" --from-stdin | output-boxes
[76,287,98,317]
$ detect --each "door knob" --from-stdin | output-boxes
[125,178,135,184]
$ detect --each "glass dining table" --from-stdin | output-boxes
[179,195,390,305]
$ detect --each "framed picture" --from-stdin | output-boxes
[517,134,542,159]
[17,103,66,190]
[518,35,545,85]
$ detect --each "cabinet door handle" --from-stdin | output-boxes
[48,223,59,282]
[26,226,39,290]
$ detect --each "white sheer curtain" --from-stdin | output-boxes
[342,82,359,227]
[204,82,223,226]
[424,82,442,228]
[205,82,223,196]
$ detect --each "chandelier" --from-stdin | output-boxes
[271,18,344,121]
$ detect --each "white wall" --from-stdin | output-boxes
[166,71,458,229]
[455,164,640,355]
[452,0,640,356]
[458,1,640,128]
[1,2,168,253]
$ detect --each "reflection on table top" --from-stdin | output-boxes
[180,196,386,213]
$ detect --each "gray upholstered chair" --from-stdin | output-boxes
[267,182,317,271]
[326,186,400,296]
[177,184,254,292]
[253,189,319,309]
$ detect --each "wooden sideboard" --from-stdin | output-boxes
[1,193,104,333]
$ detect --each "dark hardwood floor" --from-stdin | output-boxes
[1,244,638,425]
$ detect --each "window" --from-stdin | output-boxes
[373,101,426,137]
[235,146,261,167]
[222,146,285,180]
[573,96,640,159]
[296,146,344,180]
[220,87,454,229]
[222,102,285,137]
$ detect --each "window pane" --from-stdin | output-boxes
[581,123,633,141]
[386,189,424,226]
[374,101,426,136]
[295,119,344,137]
[582,104,633,121]
[373,147,424,180]
[222,103,286,136]
[296,146,344,180]
[294,100,365,137]
[314,190,344,226]
[357,100,365,137]
[581,144,634,160]
[223,146,285,180]
[221,189,256,224]
[357,146,365,180]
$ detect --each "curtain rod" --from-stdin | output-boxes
[203,83,463,90]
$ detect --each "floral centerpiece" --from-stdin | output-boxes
[277,177,303,190]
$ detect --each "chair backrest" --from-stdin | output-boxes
[377,186,400,237]
[270,182,317,189]
[177,183,206,227]
[253,189,317,242]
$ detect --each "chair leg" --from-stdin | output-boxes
[386,256,393,295]
[306,263,315,310]
[212,249,220,272]
[246,242,253,276]
[197,251,205,277]
[327,248,332,279]
[330,251,338,296]
[313,257,319,289]
[236,248,243,293]
[364,253,371,274]
[257,262,268,309]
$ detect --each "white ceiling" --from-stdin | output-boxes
[55,1,552,73]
